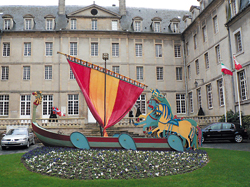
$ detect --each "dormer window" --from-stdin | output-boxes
[71,19,76,30]
[44,15,55,30]
[2,15,14,30]
[151,17,162,33]
[132,17,143,32]
[112,20,118,30]
[23,14,34,30]
[230,0,238,17]
[170,18,180,33]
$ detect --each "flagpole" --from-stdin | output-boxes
[235,69,242,126]
[222,73,227,122]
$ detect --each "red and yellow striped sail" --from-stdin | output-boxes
[59,52,146,135]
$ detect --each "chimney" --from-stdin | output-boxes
[119,0,126,16]
[58,0,65,15]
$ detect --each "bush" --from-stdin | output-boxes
[219,110,250,128]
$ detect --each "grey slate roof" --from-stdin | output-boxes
[0,5,189,33]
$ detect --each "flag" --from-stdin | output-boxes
[233,55,242,70]
[53,107,65,116]
[221,63,233,76]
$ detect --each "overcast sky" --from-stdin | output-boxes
[0,0,200,11]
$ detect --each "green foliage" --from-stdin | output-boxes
[219,110,250,128]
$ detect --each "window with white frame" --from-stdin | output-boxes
[136,66,143,80]
[92,20,97,30]
[206,84,213,109]
[176,94,186,114]
[195,59,199,75]
[70,42,77,56]
[25,19,32,30]
[4,19,11,30]
[42,95,53,116]
[91,43,98,56]
[71,19,76,30]
[213,16,219,34]
[156,67,163,80]
[197,88,202,108]
[136,94,146,114]
[204,52,209,69]
[238,70,247,101]
[0,95,9,116]
[45,42,53,56]
[45,65,52,80]
[112,66,120,74]
[189,92,193,113]
[3,43,10,57]
[176,67,182,80]
[68,94,79,115]
[112,43,119,57]
[202,26,207,42]
[174,45,181,58]
[173,23,179,33]
[217,79,224,106]
[134,21,141,32]
[231,0,237,17]
[20,95,31,117]
[112,20,118,30]
[234,29,243,53]
[70,68,75,80]
[1,66,9,80]
[215,45,221,63]
[155,44,162,57]
[193,34,197,49]
[24,42,31,56]
[154,22,161,32]
[46,19,53,30]
[23,66,30,80]
[135,44,142,57]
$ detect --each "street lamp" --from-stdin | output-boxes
[102,53,109,136]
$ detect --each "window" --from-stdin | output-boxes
[200,0,205,10]
[195,59,199,75]
[71,19,76,30]
[173,23,179,33]
[156,67,163,80]
[135,44,142,57]
[45,65,52,80]
[112,66,120,74]
[238,70,247,101]
[4,19,11,30]
[193,34,197,49]
[112,43,119,57]
[3,43,10,57]
[91,43,98,56]
[217,79,224,106]
[202,26,207,42]
[155,44,162,57]
[135,21,141,32]
[70,42,77,56]
[42,95,53,116]
[92,20,97,30]
[0,95,9,116]
[204,53,209,69]
[174,45,181,58]
[154,22,160,32]
[213,16,219,34]
[176,94,186,114]
[187,65,191,79]
[136,66,143,80]
[189,92,193,113]
[215,45,221,63]
[70,68,75,80]
[23,66,30,80]
[176,67,182,80]
[25,19,32,30]
[136,94,146,114]
[206,84,213,109]
[46,19,53,30]
[24,43,31,56]
[68,94,79,115]
[112,20,118,30]
[45,42,53,56]
[186,42,189,56]
[231,0,237,17]
[234,30,242,53]
[1,66,9,80]
[20,95,31,117]
[197,88,202,108]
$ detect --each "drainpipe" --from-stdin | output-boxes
[182,37,188,117]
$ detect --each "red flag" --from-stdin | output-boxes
[233,55,242,70]
[221,63,233,76]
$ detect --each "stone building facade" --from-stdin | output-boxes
[0,0,249,123]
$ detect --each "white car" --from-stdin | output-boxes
[1,128,35,150]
